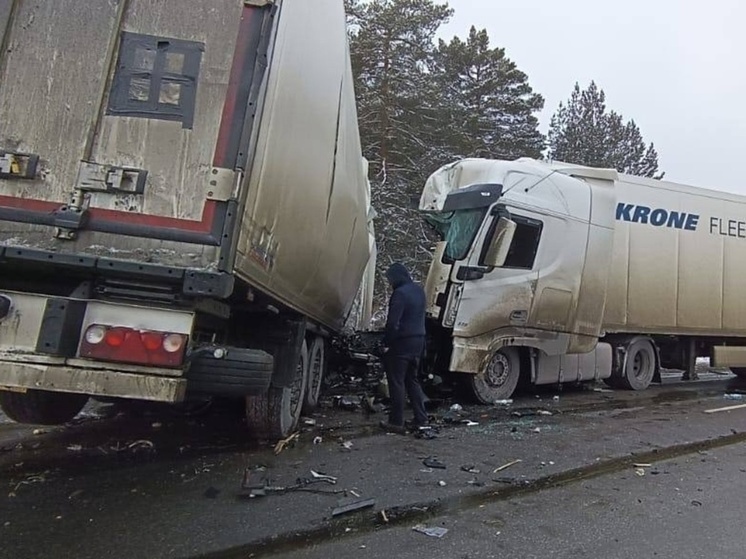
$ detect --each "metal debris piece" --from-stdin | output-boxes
[635,468,646,477]
[273,432,300,455]
[532,427,541,433]
[331,498,375,517]
[537,410,553,416]
[461,465,480,474]
[450,404,463,412]
[413,525,449,538]
[151,422,163,429]
[66,444,83,452]
[302,418,317,426]
[380,510,389,523]
[552,396,560,402]
[494,399,513,405]
[438,480,447,487]
[32,429,46,436]
[464,420,479,426]
[313,436,323,445]
[423,457,446,470]
[310,470,338,484]
[493,459,522,473]
[341,440,354,450]
[704,403,746,414]
[633,463,652,468]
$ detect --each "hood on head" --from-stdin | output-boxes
[386,263,412,288]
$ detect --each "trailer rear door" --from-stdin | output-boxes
[0,0,273,267]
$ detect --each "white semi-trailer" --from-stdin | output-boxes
[420,157,746,402]
[0,0,375,437]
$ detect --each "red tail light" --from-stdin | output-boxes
[80,325,187,368]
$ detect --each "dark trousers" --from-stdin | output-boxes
[385,354,428,427]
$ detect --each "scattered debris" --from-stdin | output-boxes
[450,403,463,412]
[380,510,389,523]
[704,403,746,414]
[461,465,481,474]
[633,463,652,468]
[341,440,354,450]
[494,399,513,405]
[68,489,85,501]
[203,487,220,499]
[532,427,541,433]
[151,422,163,429]
[691,500,703,507]
[332,497,375,517]
[438,480,447,487]
[111,440,155,453]
[413,525,449,538]
[442,411,462,424]
[415,427,439,440]
[537,410,553,416]
[724,394,744,401]
[552,396,560,402]
[310,470,338,483]
[302,418,317,426]
[66,444,83,452]
[313,436,323,445]
[274,432,300,455]
[350,490,361,498]
[423,457,446,470]
[493,459,522,473]
[463,420,479,426]
[593,388,614,393]
[32,429,46,436]
[635,468,646,477]
[467,480,485,487]
[334,396,360,411]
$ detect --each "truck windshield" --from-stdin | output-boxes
[430,208,486,261]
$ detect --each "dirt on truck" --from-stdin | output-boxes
[0,0,375,438]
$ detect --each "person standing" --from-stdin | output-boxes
[379,263,429,433]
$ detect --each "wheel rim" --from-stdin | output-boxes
[632,349,651,379]
[485,352,511,387]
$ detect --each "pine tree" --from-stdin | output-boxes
[430,26,545,164]
[346,0,453,181]
[548,82,663,178]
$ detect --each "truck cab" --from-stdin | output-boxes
[421,158,618,402]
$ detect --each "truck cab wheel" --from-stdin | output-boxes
[614,337,657,390]
[0,390,88,425]
[463,347,521,404]
[245,340,309,439]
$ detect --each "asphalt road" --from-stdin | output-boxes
[0,370,744,558]
[274,442,746,559]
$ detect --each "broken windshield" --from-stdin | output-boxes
[428,208,487,262]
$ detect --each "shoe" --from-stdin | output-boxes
[379,420,406,435]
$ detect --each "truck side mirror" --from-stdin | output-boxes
[483,217,517,268]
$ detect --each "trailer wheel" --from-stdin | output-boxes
[245,340,309,439]
[303,336,326,413]
[0,390,88,425]
[464,347,521,404]
[618,338,657,390]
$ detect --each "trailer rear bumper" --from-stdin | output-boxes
[0,359,186,403]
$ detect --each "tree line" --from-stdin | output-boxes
[345,0,663,310]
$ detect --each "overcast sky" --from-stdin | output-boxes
[438,0,746,194]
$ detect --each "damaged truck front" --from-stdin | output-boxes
[0,0,375,438]
[420,157,746,403]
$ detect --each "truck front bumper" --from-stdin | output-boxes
[0,357,186,403]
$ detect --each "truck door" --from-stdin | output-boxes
[449,207,542,340]
[0,0,273,267]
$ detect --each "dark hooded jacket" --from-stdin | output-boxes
[384,263,426,357]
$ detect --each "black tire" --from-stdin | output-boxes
[618,338,656,390]
[187,348,274,397]
[302,336,326,413]
[731,368,746,379]
[0,390,88,425]
[245,340,309,439]
[463,347,521,404]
